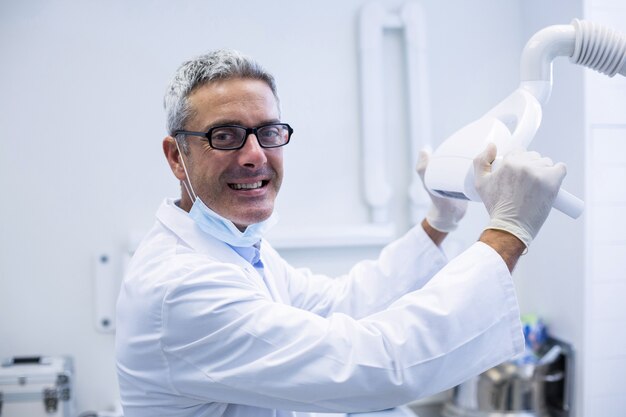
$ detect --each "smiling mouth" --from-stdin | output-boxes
[228,180,269,190]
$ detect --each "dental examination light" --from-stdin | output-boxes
[424,19,626,219]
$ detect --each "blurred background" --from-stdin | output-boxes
[1,0,625,416]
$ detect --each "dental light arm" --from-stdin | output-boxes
[424,19,626,219]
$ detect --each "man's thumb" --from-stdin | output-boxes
[416,149,431,180]
[473,143,497,179]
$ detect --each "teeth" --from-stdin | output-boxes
[231,181,263,190]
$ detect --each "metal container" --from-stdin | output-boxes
[442,342,571,417]
[0,356,75,417]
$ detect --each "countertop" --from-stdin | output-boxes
[407,403,445,417]
[348,402,445,417]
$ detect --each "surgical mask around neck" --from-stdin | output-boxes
[175,139,278,247]
[188,197,278,247]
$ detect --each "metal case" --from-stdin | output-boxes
[0,356,75,417]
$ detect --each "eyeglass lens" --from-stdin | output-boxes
[211,124,290,149]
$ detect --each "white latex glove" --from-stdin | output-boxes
[416,149,468,232]
[474,143,567,247]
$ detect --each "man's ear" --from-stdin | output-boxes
[163,136,188,181]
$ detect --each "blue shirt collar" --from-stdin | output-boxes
[229,241,264,269]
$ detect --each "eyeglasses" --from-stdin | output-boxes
[174,122,293,150]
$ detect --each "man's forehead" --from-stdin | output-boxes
[186,79,280,128]
[188,79,275,107]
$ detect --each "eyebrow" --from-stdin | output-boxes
[202,118,282,131]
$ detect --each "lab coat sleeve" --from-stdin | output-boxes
[275,225,448,319]
[161,241,523,413]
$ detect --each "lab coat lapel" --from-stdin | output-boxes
[256,255,286,304]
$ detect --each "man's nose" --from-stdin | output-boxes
[238,133,268,167]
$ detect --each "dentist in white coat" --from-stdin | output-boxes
[116,49,567,417]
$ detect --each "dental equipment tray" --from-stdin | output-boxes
[0,356,75,417]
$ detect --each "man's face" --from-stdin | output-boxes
[180,78,283,230]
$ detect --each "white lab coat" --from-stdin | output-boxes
[116,199,523,417]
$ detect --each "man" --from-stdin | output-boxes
[116,49,566,417]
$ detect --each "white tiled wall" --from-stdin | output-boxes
[583,6,626,416]
[585,119,626,415]
[592,244,626,280]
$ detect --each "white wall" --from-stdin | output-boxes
[581,1,626,415]
[0,0,584,414]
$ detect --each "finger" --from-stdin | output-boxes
[527,155,554,167]
[526,150,542,160]
[540,156,554,166]
[553,161,567,178]
[416,149,431,179]
[473,143,497,177]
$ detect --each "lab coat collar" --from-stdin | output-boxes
[156,198,255,269]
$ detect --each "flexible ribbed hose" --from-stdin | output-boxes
[571,19,626,77]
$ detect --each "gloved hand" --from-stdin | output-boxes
[474,143,567,247]
[416,149,468,232]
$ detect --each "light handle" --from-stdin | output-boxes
[553,188,584,219]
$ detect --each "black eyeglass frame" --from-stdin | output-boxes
[174,123,293,150]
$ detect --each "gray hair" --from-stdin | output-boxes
[164,49,280,152]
